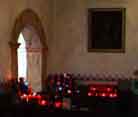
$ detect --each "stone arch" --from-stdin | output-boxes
[9,8,48,91]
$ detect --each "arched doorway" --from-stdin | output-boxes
[9,9,48,91]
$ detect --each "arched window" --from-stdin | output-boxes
[17,33,27,81]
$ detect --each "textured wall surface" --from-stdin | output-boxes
[47,0,138,78]
[1,0,138,83]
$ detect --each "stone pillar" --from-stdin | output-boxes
[41,47,48,91]
[26,48,42,92]
[9,42,20,80]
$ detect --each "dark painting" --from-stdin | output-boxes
[88,8,126,52]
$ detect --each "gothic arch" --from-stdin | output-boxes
[9,9,48,90]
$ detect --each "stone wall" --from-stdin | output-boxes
[47,0,138,78]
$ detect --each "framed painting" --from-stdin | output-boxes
[88,8,126,52]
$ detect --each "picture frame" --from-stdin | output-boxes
[88,8,126,53]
